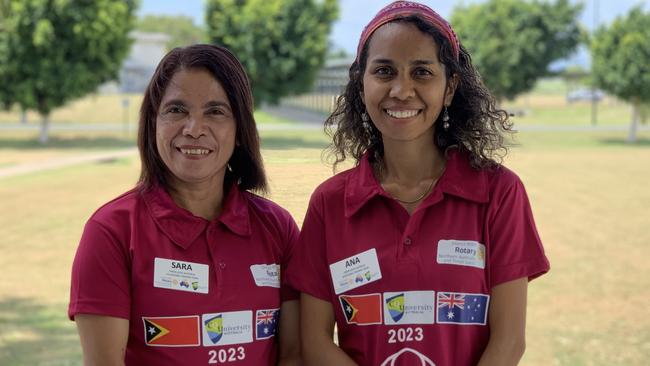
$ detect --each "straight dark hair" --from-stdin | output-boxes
[137,44,267,193]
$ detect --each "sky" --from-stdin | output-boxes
[139,0,650,66]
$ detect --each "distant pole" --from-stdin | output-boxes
[591,0,600,126]
[122,97,130,137]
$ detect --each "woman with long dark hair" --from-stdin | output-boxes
[69,44,300,365]
[287,2,549,365]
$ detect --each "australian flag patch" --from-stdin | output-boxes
[436,292,489,325]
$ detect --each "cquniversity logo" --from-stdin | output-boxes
[385,293,405,322]
[380,348,436,366]
[204,314,223,344]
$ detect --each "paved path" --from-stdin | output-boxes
[0,148,138,179]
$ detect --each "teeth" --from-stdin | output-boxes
[386,109,419,119]
[180,148,210,155]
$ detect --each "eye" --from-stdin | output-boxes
[166,105,185,114]
[208,108,225,116]
[373,66,394,77]
[413,67,433,78]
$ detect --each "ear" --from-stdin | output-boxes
[444,73,459,106]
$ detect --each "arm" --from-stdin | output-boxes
[75,314,129,366]
[301,293,357,366]
[477,277,528,366]
[278,300,302,366]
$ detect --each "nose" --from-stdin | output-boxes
[388,75,416,100]
[182,115,206,138]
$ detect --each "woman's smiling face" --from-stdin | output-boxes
[155,68,236,188]
[362,21,456,145]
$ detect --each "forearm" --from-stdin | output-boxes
[476,336,525,366]
[303,337,357,366]
[277,355,302,366]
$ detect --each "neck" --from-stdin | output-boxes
[379,138,444,184]
[167,177,226,221]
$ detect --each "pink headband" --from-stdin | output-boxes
[356,1,460,61]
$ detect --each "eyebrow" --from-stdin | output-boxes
[369,58,437,66]
[160,99,231,111]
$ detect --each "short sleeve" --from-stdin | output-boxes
[68,219,131,320]
[488,176,550,287]
[280,212,300,302]
[285,192,332,302]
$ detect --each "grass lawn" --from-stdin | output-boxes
[1,126,649,365]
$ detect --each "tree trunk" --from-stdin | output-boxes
[39,114,50,144]
[627,101,639,144]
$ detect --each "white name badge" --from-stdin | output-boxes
[437,240,486,269]
[153,258,209,294]
[250,264,281,288]
[329,248,382,295]
[202,310,253,347]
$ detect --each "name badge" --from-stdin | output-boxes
[153,257,209,294]
[329,248,382,295]
[437,240,486,269]
[250,264,281,288]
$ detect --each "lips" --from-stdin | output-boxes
[384,109,421,119]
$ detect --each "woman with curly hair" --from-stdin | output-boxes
[285,1,550,365]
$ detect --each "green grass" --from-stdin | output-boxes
[1,128,650,365]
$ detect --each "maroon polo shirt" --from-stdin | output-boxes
[286,148,549,366]
[69,184,298,365]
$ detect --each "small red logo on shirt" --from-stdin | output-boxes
[143,315,200,346]
[339,293,382,325]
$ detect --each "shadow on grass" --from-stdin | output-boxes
[0,136,135,150]
[0,297,81,366]
[261,136,328,150]
[599,137,650,147]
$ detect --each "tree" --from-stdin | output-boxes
[136,15,205,51]
[591,6,650,143]
[451,0,582,101]
[0,0,137,143]
[206,0,338,105]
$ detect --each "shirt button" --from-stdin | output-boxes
[404,237,412,246]
[219,262,226,269]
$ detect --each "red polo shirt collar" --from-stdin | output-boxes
[344,148,490,218]
[142,184,252,249]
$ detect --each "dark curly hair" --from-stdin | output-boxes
[325,15,512,170]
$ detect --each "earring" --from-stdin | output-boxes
[442,106,450,130]
[227,163,233,172]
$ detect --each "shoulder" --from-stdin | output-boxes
[88,187,143,226]
[311,165,358,200]
[243,191,296,226]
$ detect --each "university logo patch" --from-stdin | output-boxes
[338,293,382,325]
[436,292,489,325]
[204,315,223,344]
[256,308,280,340]
[385,293,405,322]
[383,291,435,325]
[142,315,200,346]
[201,310,253,347]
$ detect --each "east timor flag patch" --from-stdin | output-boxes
[338,293,382,325]
[142,315,200,346]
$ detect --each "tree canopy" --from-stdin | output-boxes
[0,0,137,142]
[591,6,650,142]
[136,14,205,51]
[206,0,338,105]
[451,0,583,101]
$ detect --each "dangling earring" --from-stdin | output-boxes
[362,111,372,133]
[442,106,450,130]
